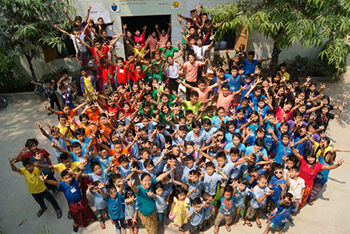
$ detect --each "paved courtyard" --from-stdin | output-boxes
[1,62,350,233]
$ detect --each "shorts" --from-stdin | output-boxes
[235,206,244,219]
[96,208,107,222]
[189,223,205,233]
[76,51,90,61]
[245,204,263,220]
[126,218,137,227]
[214,211,233,226]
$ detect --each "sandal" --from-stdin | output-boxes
[244,222,252,227]
[256,221,262,228]
[37,207,47,217]
[56,209,62,219]
[73,225,79,232]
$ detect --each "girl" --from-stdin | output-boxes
[212,107,230,128]
[154,182,168,229]
[169,186,190,233]
[291,147,344,209]
[124,189,138,234]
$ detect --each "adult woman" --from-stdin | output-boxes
[291,147,343,209]
[127,168,175,234]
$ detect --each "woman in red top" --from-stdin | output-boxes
[291,147,343,209]
[276,101,300,123]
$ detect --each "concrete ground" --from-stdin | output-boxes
[1,60,350,234]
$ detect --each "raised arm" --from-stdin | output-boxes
[291,147,303,161]
[37,122,50,139]
[8,158,21,173]
[77,37,91,50]
[321,159,343,170]
[84,5,92,23]
[53,24,71,37]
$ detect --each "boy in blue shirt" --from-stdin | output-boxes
[267,164,286,212]
[187,197,207,233]
[214,185,235,233]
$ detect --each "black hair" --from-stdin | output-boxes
[61,169,70,178]
[71,142,82,149]
[153,182,164,191]
[25,138,39,148]
[90,161,101,171]
[79,113,90,122]
[59,153,70,162]
[224,185,233,193]
[192,197,202,205]
[140,173,152,181]
[22,158,33,167]
[205,161,215,168]
[238,177,248,185]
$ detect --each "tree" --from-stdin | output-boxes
[204,0,350,76]
[0,0,73,84]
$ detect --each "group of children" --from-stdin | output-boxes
[11,3,349,234]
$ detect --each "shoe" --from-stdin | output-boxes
[68,211,72,219]
[56,209,62,219]
[73,225,79,232]
[37,207,47,217]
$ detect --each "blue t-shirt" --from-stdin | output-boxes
[212,115,230,128]
[250,185,270,209]
[48,135,67,161]
[243,59,259,74]
[224,74,243,92]
[188,207,205,226]
[269,176,286,201]
[125,200,138,220]
[203,171,222,196]
[275,143,292,165]
[58,178,82,203]
[91,189,107,210]
[188,181,203,200]
[244,145,267,163]
[219,196,235,214]
[105,193,124,220]
[234,186,249,208]
[136,178,157,216]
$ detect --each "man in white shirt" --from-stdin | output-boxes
[191,37,214,62]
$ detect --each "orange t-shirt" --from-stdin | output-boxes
[85,109,100,123]
[99,122,112,143]
[110,148,129,173]
[57,109,78,125]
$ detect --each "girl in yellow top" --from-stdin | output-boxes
[56,113,74,146]
[9,158,62,218]
[169,186,190,232]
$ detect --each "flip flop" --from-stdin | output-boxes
[56,209,62,219]
[37,207,47,217]
[256,221,262,228]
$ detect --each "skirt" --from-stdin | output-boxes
[68,197,97,227]
[308,180,325,203]
[138,210,158,234]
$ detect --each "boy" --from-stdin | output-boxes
[286,166,305,212]
[244,174,273,228]
[217,83,242,115]
[214,185,235,233]
[9,158,62,218]
[187,197,207,233]
[80,67,96,99]
[40,165,97,232]
[243,51,270,75]
[267,165,286,212]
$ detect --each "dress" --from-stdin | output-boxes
[172,197,189,226]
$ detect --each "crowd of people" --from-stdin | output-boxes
[9,3,350,234]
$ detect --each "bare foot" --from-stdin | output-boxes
[225,224,231,232]
[100,222,106,229]
[309,201,315,206]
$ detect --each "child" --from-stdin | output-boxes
[154,182,168,229]
[123,189,138,234]
[214,185,235,233]
[264,193,296,234]
[98,184,126,233]
[232,177,249,224]
[244,174,273,228]
[187,197,207,233]
[286,166,305,212]
[203,162,228,198]
[169,186,189,232]
[80,67,96,99]
[9,158,62,218]
[267,164,286,212]
[40,166,97,232]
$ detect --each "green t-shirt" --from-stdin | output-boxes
[152,71,165,83]
[136,178,157,216]
[159,47,178,58]
[182,100,201,115]
[159,111,174,127]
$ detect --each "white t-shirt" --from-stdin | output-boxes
[166,62,179,79]
[288,177,305,200]
[70,33,87,53]
[192,45,210,61]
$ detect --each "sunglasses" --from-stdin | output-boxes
[274,171,283,175]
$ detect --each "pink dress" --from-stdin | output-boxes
[158,34,169,48]
[148,35,158,52]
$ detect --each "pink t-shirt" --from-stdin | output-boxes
[159,34,169,48]
[217,91,235,114]
[192,85,216,101]
[276,107,293,123]
[148,35,158,52]
[183,61,201,83]
[134,34,145,48]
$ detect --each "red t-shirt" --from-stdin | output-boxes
[132,70,145,82]
[19,148,50,161]
[299,158,323,186]
[116,67,129,85]
[276,107,293,123]
[105,104,118,114]
[99,64,117,84]
[90,46,110,66]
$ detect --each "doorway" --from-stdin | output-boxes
[121,15,171,57]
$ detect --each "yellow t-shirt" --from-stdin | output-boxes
[56,123,74,145]
[54,161,81,178]
[313,142,333,162]
[278,71,290,81]
[83,75,94,94]
[19,167,47,194]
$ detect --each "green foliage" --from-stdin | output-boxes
[0,0,73,90]
[204,0,350,76]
